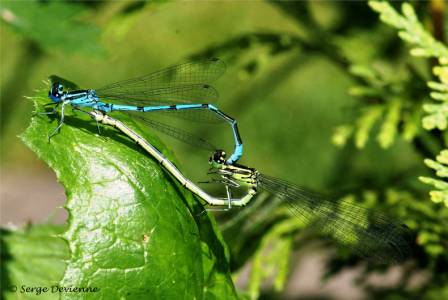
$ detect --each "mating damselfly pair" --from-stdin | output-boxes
[42,58,412,263]
[44,58,242,164]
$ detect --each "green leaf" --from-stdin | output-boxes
[369,1,448,60]
[420,149,448,207]
[377,98,401,148]
[428,81,448,92]
[1,224,68,300]
[349,65,379,84]
[247,218,301,300]
[424,157,448,178]
[434,65,448,83]
[332,124,353,148]
[430,92,448,101]
[355,106,383,149]
[20,85,237,299]
[402,109,420,141]
[0,1,105,56]
[422,103,448,130]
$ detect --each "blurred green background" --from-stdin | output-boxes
[1,1,447,299]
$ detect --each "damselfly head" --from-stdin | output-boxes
[209,150,226,165]
[48,82,64,103]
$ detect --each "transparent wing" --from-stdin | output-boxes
[95,58,226,104]
[96,84,219,106]
[121,111,217,151]
[156,108,225,124]
[259,174,412,263]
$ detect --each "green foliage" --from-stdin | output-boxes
[382,188,447,259]
[420,149,448,207]
[331,51,424,150]
[1,224,68,300]
[182,1,448,298]
[15,87,238,299]
[192,2,448,298]
[369,1,448,132]
[369,1,448,60]
[3,1,448,299]
[423,64,448,130]
[245,218,301,300]
[357,2,448,299]
[330,1,448,150]
[367,1,448,208]
[0,0,105,55]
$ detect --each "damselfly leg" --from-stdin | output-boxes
[199,174,242,211]
[39,103,59,115]
[73,106,102,135]
[48,101,67,142]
